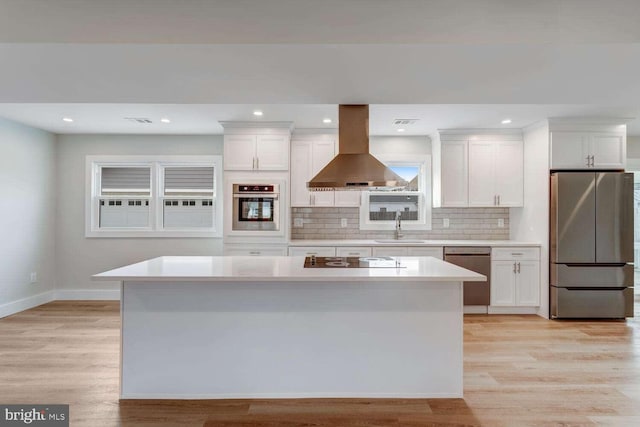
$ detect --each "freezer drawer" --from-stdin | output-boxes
[551,286,634,319]
[550,264,633,288]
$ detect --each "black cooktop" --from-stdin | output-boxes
[303,256,404,268]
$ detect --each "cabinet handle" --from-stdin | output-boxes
[511,252,523,256]
[256,157,259,169]
[493,195,497,206]
[517,262,521,273]
[249,251,260,255]
[307,252,317,255]
[348,252,359,255]
[498,195,501,205]
[590,155,595,167]
[586,155,590,167]
[513,262,517,273]
[252,157,256,170]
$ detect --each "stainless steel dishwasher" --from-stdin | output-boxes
[444,247,491,306]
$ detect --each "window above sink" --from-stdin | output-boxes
[359,154,432,231]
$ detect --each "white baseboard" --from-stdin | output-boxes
[488,306,539,315]
[0,291,56,318]
[464,305,488,314]
[55,289,120,300]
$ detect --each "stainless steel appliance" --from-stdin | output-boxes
[232,184,280,232]
[550,172,634,319]
[444,247,491,306]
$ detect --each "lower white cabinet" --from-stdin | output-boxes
[336,247,372,257]
[491,247,540,307]
[224,245,288,256]
[288,246,336,257]
[372,247,408,257]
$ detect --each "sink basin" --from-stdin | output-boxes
[374,239,425,244]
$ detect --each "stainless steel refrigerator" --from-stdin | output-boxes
[550,172,634,319]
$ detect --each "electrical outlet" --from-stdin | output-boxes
[29,272,37,284]
[293,218,304,228]
[498,218,505,228]
[340,218,348,228]
[443,218,450,228]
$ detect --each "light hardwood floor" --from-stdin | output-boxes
[0,299,639,426]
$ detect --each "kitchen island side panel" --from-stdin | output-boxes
[120,280,463,399]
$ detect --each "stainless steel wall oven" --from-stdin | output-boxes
[232,184,280,232]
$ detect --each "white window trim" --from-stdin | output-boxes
[359,154,432,231]
[85,155,223,238]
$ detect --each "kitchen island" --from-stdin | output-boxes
[94,256,485,399]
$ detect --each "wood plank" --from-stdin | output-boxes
[0,299,638,426]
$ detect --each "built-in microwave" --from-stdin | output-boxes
[232,184,280,231]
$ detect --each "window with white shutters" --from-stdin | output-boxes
[86,156,222,237]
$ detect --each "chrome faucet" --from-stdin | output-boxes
[394,211,403,240]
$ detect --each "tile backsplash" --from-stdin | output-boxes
[291,207,510,240]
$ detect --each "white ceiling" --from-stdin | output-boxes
[2,0,640,44]
[1,1,640,134]
[0,103,637,136]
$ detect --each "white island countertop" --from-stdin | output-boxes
[93,255,486,283]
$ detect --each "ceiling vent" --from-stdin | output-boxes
[125,117,153,124]
[393,119,419,126]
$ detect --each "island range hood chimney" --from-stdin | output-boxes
[307,105,408,190]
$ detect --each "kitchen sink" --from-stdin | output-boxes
[374,239,425,243]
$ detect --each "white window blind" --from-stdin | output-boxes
[101,167,151,195]
[164,167,214,196]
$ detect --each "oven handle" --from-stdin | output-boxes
[233,194,279,199]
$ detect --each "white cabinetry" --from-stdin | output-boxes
[490,247,540,307]
[440,141,468,207]
[336,247,373,257]
[440,131,523,208]
[372,246,444,258]
[288,246,336,257]
[407,246,443,260]
[223,131,290,171]
[291,139,335,207]
[550,131,625,170]
[224,245,288,256]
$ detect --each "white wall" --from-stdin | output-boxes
[510,121,550,318]
[627,135,640,160]
[0,118,57,316]
[55,134,224,298]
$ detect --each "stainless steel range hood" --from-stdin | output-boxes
[307,105,408,190]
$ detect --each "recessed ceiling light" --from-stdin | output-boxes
[323,118,332,124]
[160,118,171,123]
[253,110,263,117]
[62,117,73,123]
[397,128,406,132]
[501,119,512,124]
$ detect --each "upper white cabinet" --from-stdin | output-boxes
[550,130,625,170]
[224,134,290,171]
[290,135,362,208]
[440,140,468,207]
[221,122,293,171]
[441,131,524,208]
[291,139,335,207]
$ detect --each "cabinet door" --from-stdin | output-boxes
[407,247,443,260]
[288,246,336,257]
[515,261,540,306]
[490,261,516,306]
[494,140,524,207]
[224,135,256,170]
[310,140,336,206]
[256,135,289,170]
[590,134,625,169]
[372,247,408,257]
[441,141,468,207]
[550,131,590,169]
[334,190,361,207]
[468,141,496,207]
[336,247,372,257]
[224,246,287,256]
[290,141,313,207]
